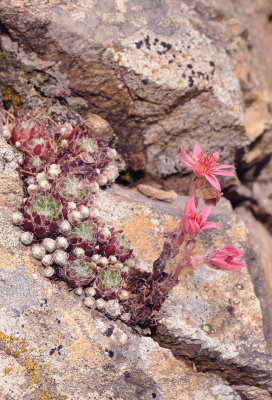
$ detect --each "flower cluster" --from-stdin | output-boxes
[155,142,245,282]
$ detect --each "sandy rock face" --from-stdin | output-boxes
[0,0,247,175]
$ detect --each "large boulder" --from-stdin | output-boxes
[0,0,247,177]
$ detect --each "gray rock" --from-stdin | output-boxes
[0,0,247,175]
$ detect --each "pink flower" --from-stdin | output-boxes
[208,246,245,272]
[177,142,236,191]
[181,197,221,235]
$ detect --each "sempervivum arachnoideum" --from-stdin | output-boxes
[104,230,133,262]
[10,117,45,147]
[68,219,98,254]
[54,174,91,204]
[23,193,63,238]
[56,256,97,288]
[95,266,123,300]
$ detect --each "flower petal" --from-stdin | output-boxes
[177,156,194,169]
[193,142,202,158]
[205,174,221,191]
[212,169,236,177]
[185,196,197,216]
[215,164,236,170]
[198,204,213,223]
[201,221,221,230]
[212,151,220,162]
[180,146,194,164]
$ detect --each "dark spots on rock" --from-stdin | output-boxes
[226,305,234,316]
[187,63,193,69]
[141,78,149,85]
[236,283,244,290]
[205,75,210,81]
[154,38,159,43]
[182,73,186,78]
[21,324,24,328]
[49,348,55,356]
[56,318,61,324]
[187,45,191,49]
[188,76,194,87]
[152,393,157,398]
[168,59,173,64]
[160,42,172,51]
[197,71,204,78]
[145,35,151,50]
[105,348,114,358]
[40,303,43,307]
[135,40,143,49]
[103,325,114,337]
[191,70,195,75]
[57,345,63,351]
[157,51,162,55]
[173,54,176,58]
[124,371,130,379]
[209,61,215,67]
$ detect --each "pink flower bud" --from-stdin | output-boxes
[208,246,245,272]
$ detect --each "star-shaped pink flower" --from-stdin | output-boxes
[177,142,236,191]
[208,246,245,272]
[181,197,221,235]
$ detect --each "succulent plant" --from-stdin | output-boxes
[54,175,90,204]
[57,258,97,288]
[69,220,98,253]
[105,230,133,262]
[23,194,62,238]
[95,267,123,299]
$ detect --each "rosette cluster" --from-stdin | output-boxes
[7,116,137,319]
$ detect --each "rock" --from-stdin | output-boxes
[235,207,272,350]
[0,0,247,175]
[0,123,245,399]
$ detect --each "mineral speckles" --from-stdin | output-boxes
[108,32,216,90]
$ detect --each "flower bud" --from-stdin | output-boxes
[36,172,46,183]
[96,298,106,310]
[108,255,117,264]
[68,210,81,225]
[98,227,111,243]
[98,257,109,267]
[59,220,71,234]
[42,238,56,253]
[15,141,21,149]
[74,287,83,296]
[79,205,89,219]
[32,244,46,260]
[73,247,85,258]
[85,287,96,297]
[53,250,68,266]
[55,236,69,250]
[48,164,61,179]
[91,254,100,263]
[114,262,123,270]
[20,232,33,245]
[38,179,50,191]
[43,266,55,278]
[89,181,99,194]
[125,259,136,268]
[60,139,69,148]
[27,184,38,195]
[97,175,108,186]
[12,211,24,225]
[67,202,77,211]
[119,290,129,301]
[42,254,53,267]
[3,126,11,140]
[84,297,95,308]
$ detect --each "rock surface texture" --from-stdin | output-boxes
[0,115,272,399]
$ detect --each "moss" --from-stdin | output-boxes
[1,86,21,108]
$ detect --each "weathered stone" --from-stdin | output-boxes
[0,0,247,176]
[235,207,272,350]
